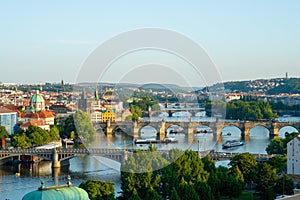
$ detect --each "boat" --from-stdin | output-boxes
[170,129,185,134]
[134,138,178,144]
[222,140,244,149]
[163,137,177,143]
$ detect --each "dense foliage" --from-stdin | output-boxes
[79,180,115,200]
[266,132,299,154]
[129,96,160,121]
[205,100,277,120]
[0,126,9,138]
[73,110,95,144]
[119,148,250,200]
[11,125,60,148]
[226,100,277,120]
[267,78,300,94]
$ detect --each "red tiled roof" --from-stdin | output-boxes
[20,119,47,128]
[0,106,16,114]
[22,110,54,119]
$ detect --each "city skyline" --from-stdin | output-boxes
[1,1,300,86]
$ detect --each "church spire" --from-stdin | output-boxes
[95,86,99,100]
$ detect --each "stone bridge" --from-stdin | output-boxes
[148,108,205,117]
[0,148,274,169]
[99,120,300,140]
[0,148,128,168]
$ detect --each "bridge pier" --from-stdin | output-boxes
[212,123,223,139]
[168,110,173,117]
[270,122,279,136]
[133,121,139,139]
[157,121,166,140]
[52,167,60,185]
[52,148,61,168]
[186,123,195,144]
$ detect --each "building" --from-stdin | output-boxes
[0,106,18,135]
[287,136,300,175]
[102,108,116,122]
[20,91,55,130]
[90,100,103,123]
[22,177,90,200]
[30,90,45,111]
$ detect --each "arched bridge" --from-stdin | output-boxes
[99,120,300,140]
[0,148,275,169]
[148,107,205,117]
[0,148,128,168]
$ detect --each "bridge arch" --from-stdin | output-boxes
[166,124,185,135]
[248,125,270,138]
[220,125,242,137]
[139,125,159,138]
[165,122,186,132]
[278,126,299,138]
[194,125,213,134]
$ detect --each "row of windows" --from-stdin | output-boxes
[0,113,18,134]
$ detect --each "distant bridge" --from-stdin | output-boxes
[99,120,300,141]
[0,148,128,168]
[0,148,273,168]
[148,107,205,117]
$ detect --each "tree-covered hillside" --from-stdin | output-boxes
[208,78,300,94]
[267,78,300,94]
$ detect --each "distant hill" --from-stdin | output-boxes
[266,78,300,94]
[206,78,300,94]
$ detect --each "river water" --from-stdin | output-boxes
[1,116,299,200]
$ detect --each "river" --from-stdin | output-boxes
[1,116,299,200]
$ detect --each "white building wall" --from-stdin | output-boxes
[287,137,300,175]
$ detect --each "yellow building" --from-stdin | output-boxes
[102,108,116,122]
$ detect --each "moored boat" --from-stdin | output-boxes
[135,138,178,144]
[222,140,244,149]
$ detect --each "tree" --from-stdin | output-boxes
[218,166,244,200]
[120,148,164,199]
[26,125,50,146]
[267,155,287,173]
[74,110,95,144]
[144,189,162,200]
[177,182,199,200]
[170,188,181,200]
[11,133,31,149]
[207,171,221,200]
[194,182,213,200]
[63,114,76,138]
[297,182,300,189]
[225,100,277,121]
[255,163,277,200]
[275,175,294,195]
[159,164,179,199]
[0,126,8,138]
[266,132,299,155]
[266,138,284,154]
[79,180,115,200]
[130,105,142,121]
[201,156,216,173]
[49,125,60,140]
[172,150,209,184]
[229,153,257,184]
[128,189,141,200]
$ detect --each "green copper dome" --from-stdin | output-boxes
[30,90,45,103]
[22,185,90,200]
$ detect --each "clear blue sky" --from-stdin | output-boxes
[0,1,299,86]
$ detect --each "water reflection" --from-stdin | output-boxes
[1,116,299,199]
